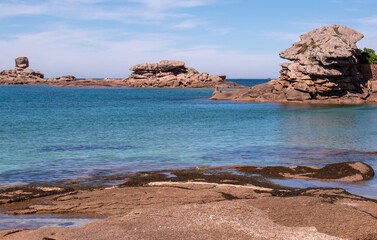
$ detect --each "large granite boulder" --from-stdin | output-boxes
[15,56,29,68]
[212,25,376,104]
[125,60,242,88]
[279,25,364,96]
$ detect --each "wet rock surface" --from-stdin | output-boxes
[233,161,375,182]
[0,162,373,207]
[211,25,377,104]
[0,181,376,239]
[125,60,242,88]
[0,162,376,239]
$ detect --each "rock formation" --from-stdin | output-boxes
[211,25,377,104]
[0,57,44,84]
[15,57,29,68]
[125,60,242,88]
[0,58,242,88]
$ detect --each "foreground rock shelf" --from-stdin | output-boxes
[0,161,376,239]
[211,25,377,104]
[0,59,242,89]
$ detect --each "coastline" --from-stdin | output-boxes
[0,162,376,239]
[0,78,244,89]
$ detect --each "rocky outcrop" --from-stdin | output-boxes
[0,58,242,88]
[211,25,377,104]
[125,60,242,88]
[0,57,45,84]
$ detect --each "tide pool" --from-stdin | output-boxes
[0,80,376,198]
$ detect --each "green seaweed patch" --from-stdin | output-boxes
[333,26,342,35]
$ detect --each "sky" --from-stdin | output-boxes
[0,0,377,78]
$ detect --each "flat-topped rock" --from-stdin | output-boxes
[126,60,242,88]
[130,60,186,72]
[211,25,377,104]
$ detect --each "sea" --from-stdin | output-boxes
[0,79,377,200]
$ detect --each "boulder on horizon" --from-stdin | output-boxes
[15,56,29,69]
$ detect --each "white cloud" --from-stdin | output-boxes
[173,20,201,29]
[262,32,300,42]
[134,0,215,9]
[0,0,217,22]
[0,28,279,79]
[0,0,280,78]
[359,15,377,25]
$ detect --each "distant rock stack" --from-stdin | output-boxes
[211,25,377,104]
[277,25,365,101]
[0,57,44,84]
[125,60,241,88]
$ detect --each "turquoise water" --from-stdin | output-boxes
[0,79,376,198]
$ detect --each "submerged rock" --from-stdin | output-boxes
[125,60,242,88]
[211,25,377,104]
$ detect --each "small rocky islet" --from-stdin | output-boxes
[212,25,377,104]
[0,59,242,88]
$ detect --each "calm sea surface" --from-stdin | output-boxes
[0,79,376,198]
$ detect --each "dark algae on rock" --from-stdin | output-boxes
[233,161,374,182]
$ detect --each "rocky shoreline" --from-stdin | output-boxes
[211,25,377,104]
[0,161,376,239]
[0,59,243,89]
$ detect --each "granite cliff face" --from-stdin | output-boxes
[211,25,377,104]
[125,60,241,88]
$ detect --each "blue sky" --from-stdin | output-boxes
[0,0,377,78]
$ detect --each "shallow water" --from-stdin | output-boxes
[0,79,376,199]
[0,213,99,230]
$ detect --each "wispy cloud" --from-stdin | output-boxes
[261,32,300,42]
[173,20,202,29]
[0,27,278,78]
[0,0,217,22]
[359,15,377,25]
